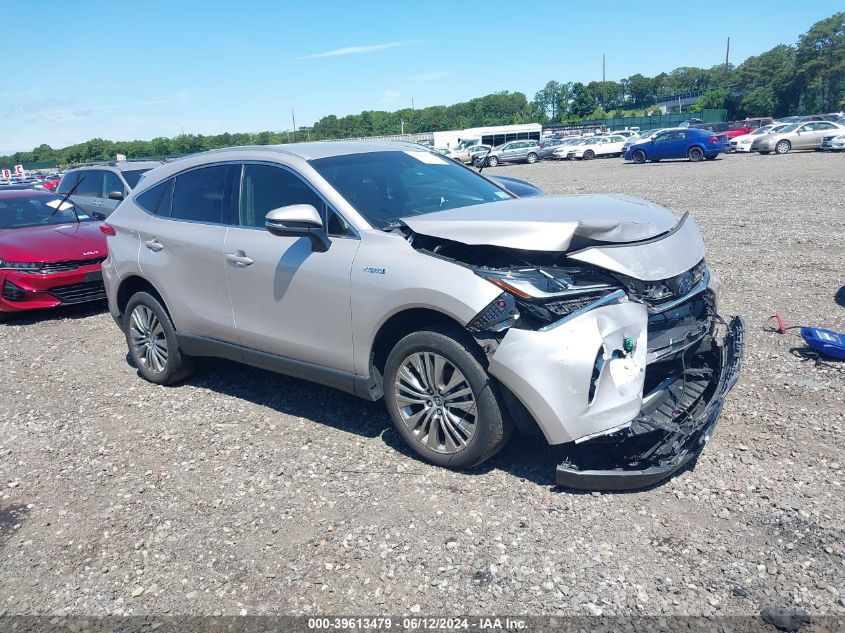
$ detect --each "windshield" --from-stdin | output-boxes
[0,194,91,229]
[310,150,512,229]
[120,169,150,188]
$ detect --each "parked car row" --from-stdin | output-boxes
[1,141,744,491]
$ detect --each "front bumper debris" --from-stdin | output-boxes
[555,315,744,491]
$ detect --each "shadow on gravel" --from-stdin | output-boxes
[176,358,699,492]
[0,300,107,327]
[835,285,845,308]
[0,504,29,549]
[183,357,391,439]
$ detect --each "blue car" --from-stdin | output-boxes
[624,128,725,164]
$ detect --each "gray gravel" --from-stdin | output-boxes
[1,151,844,617]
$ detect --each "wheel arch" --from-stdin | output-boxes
[116,275,172,322]
[367,307,472,400]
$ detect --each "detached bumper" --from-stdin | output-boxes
[555,315,744,491]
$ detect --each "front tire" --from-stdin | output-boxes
[124,292,194,385]
[383,326,511,469]
[688,146,704,162]
[486,156,499,167]
[526,152,537,164]
[775,140,791,155]
[632,149,647,164]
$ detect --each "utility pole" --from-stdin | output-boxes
[400,118,405,134]
[723,37,730,84]
[291,108,297,143]
[602,53,605,83]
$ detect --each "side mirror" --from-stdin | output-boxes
[108,190,124,200]
[265,204,329,252]
[91,210,107,221]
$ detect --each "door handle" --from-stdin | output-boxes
[91,199,104,206]
[144,239,164,252]
[226,251,254,267]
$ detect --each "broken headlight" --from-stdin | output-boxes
[468,293,519,332]
[475,267,621,326]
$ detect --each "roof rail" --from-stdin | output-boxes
[68,157,172,168]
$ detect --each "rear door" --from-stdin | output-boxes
[138,163,238,342]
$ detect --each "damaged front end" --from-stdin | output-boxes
[406,219,744,491]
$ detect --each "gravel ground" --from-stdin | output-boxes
[1,150,843,618]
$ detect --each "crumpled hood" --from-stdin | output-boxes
[401,194,679,251]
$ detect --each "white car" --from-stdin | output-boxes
[730,124,790,153]
[568,135,628,160]
[610,130,640,138]
[820,132,845,151]
[551,138,587,159]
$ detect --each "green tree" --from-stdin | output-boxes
[794,11,845,112]
[569,83,596,117]
[740,87,777,116]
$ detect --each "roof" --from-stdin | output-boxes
[67,160,165,172]
[184,140,426,162]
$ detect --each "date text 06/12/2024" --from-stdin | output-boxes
[307,617,527,630]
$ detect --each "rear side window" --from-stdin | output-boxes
[121,169,149,188]
[135,180,168,214]
[76,170,105,197]
[171,165,230,224]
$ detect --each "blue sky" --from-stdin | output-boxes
[1,0,841,153]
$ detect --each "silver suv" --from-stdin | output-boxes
[102,142,744,490]
[57,160,164,218]
[477,140,541,167]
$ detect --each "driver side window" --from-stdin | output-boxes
[239,164,353,237]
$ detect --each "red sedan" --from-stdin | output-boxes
[0,190,108,315]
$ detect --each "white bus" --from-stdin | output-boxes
[432,124,542,150]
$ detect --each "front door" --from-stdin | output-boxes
[71,169,105,216]
[223,163,360,372]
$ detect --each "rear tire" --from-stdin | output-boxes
[486,156,499,167]
[526,152,537,164]
[632,150,647,164]
[124,292,194,385]
[583,150,595,160]
[688,146,704,162]
[383,325,511,470]
[775,140,791,155]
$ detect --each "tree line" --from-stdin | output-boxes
[3,11,842,167]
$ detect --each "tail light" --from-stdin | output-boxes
[710,137,720,144]
[100,225,116,236]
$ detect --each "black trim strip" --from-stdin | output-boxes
[176,333,377,400]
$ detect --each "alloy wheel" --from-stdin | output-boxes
[394,351,477,454]
[129,305,168,373]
